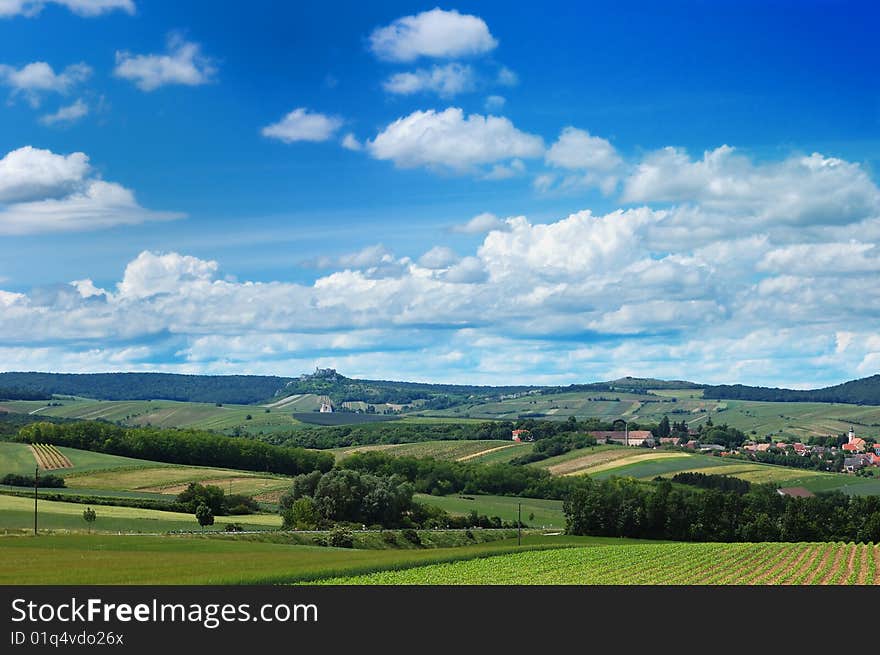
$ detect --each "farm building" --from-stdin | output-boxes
[511,429,533,442]
[589,430,654,447]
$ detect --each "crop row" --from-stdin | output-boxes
[319,542,880,585]
[30,443,73,470]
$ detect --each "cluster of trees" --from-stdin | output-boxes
[1,473,65,488]
[279,470,525,530]
[176,483,259,516]
[0,372,288,404]
[274,416,631,450]
[510,433,597,465]
[654,415,747,449]
[703,374,880,405]
[279,469,416,529]
[668,472,751,494]
[15,422,334,476]
[339,451,584,500]
[564,477,880,543]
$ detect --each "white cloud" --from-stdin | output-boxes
[4,143,880,386]
[0,0,134,17]
[0,146,183,234]
[496,66,518,87]
[369,8,497,62]
[262,107,343,143]
[622,146,880,227]
[546,127,621,172]
[418,246,458,269]
[341,133,362,151]
[117,251,218,299]
[367,107,544,174]
[114,34,215,91]
[39,98,88,125]
[452,212,509,234]
[0,61,91,106]
[482,158,525,180]
[383,63,475,98]
[444,256,487,283]
[484,94,505,111]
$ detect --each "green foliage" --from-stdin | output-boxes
[282,496,321,530]
[1,473,65,488]
[195,503,214,528]
[704,374,880,405]
[669,472,751,494]
[0,372,288,404]
[327,527,354,548]
[176,482,259,516]
[16,421,334,476]
[82,507,96,533]
[564,476,880,543]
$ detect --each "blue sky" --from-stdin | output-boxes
[1,1,879,386]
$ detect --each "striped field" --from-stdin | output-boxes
[318,541,880,585]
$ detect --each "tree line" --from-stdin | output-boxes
[14,421,334,476]
[564,477,880,543]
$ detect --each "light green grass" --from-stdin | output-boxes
[0,442,160,477]
[331,440,523,462]
[64,466,290,496]
[0,532,613,584]
[0,493,281,534]
[415,493,565,528]
[320,541,878,585]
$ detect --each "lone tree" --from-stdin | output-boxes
[195,503,214,530]
[82,507,96,534]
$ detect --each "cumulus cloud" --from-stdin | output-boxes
[0,0,134,17]
[39,98,88,125]
[451,212,509,234]
[418,246,458,269]
[383,63,475,98]
[0,146,183,234]
[0,61,91,106]
[546,127,621,172]
[367,107,544,174]
[3,143,880,386]
[114,34,215,91]
[369,8,497,62]
[622,146,880,226]
[262,107,343,143]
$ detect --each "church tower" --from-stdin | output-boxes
[848,426,855,443]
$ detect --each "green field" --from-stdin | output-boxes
[421,389,880,440]
[0,532,607,584]
[0,398,307,435]
[331,440,525,462]
[415,493,565,529]
[321,541,880,585]
[583,449,879,495]
[0,442,166,477]
[7,387,880,441]
[0,493,282,533]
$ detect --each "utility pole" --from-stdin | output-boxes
[517,502,522,547]
[34,466,39,536]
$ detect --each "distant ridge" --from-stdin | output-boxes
[702,374,880,405]
[1,370,878,407]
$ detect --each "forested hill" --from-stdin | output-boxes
[703,374,880,405]
[280,369,540,406]
[0,372,288,404]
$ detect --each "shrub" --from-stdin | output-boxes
[401,528,421,546]
[328,527,354,548]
